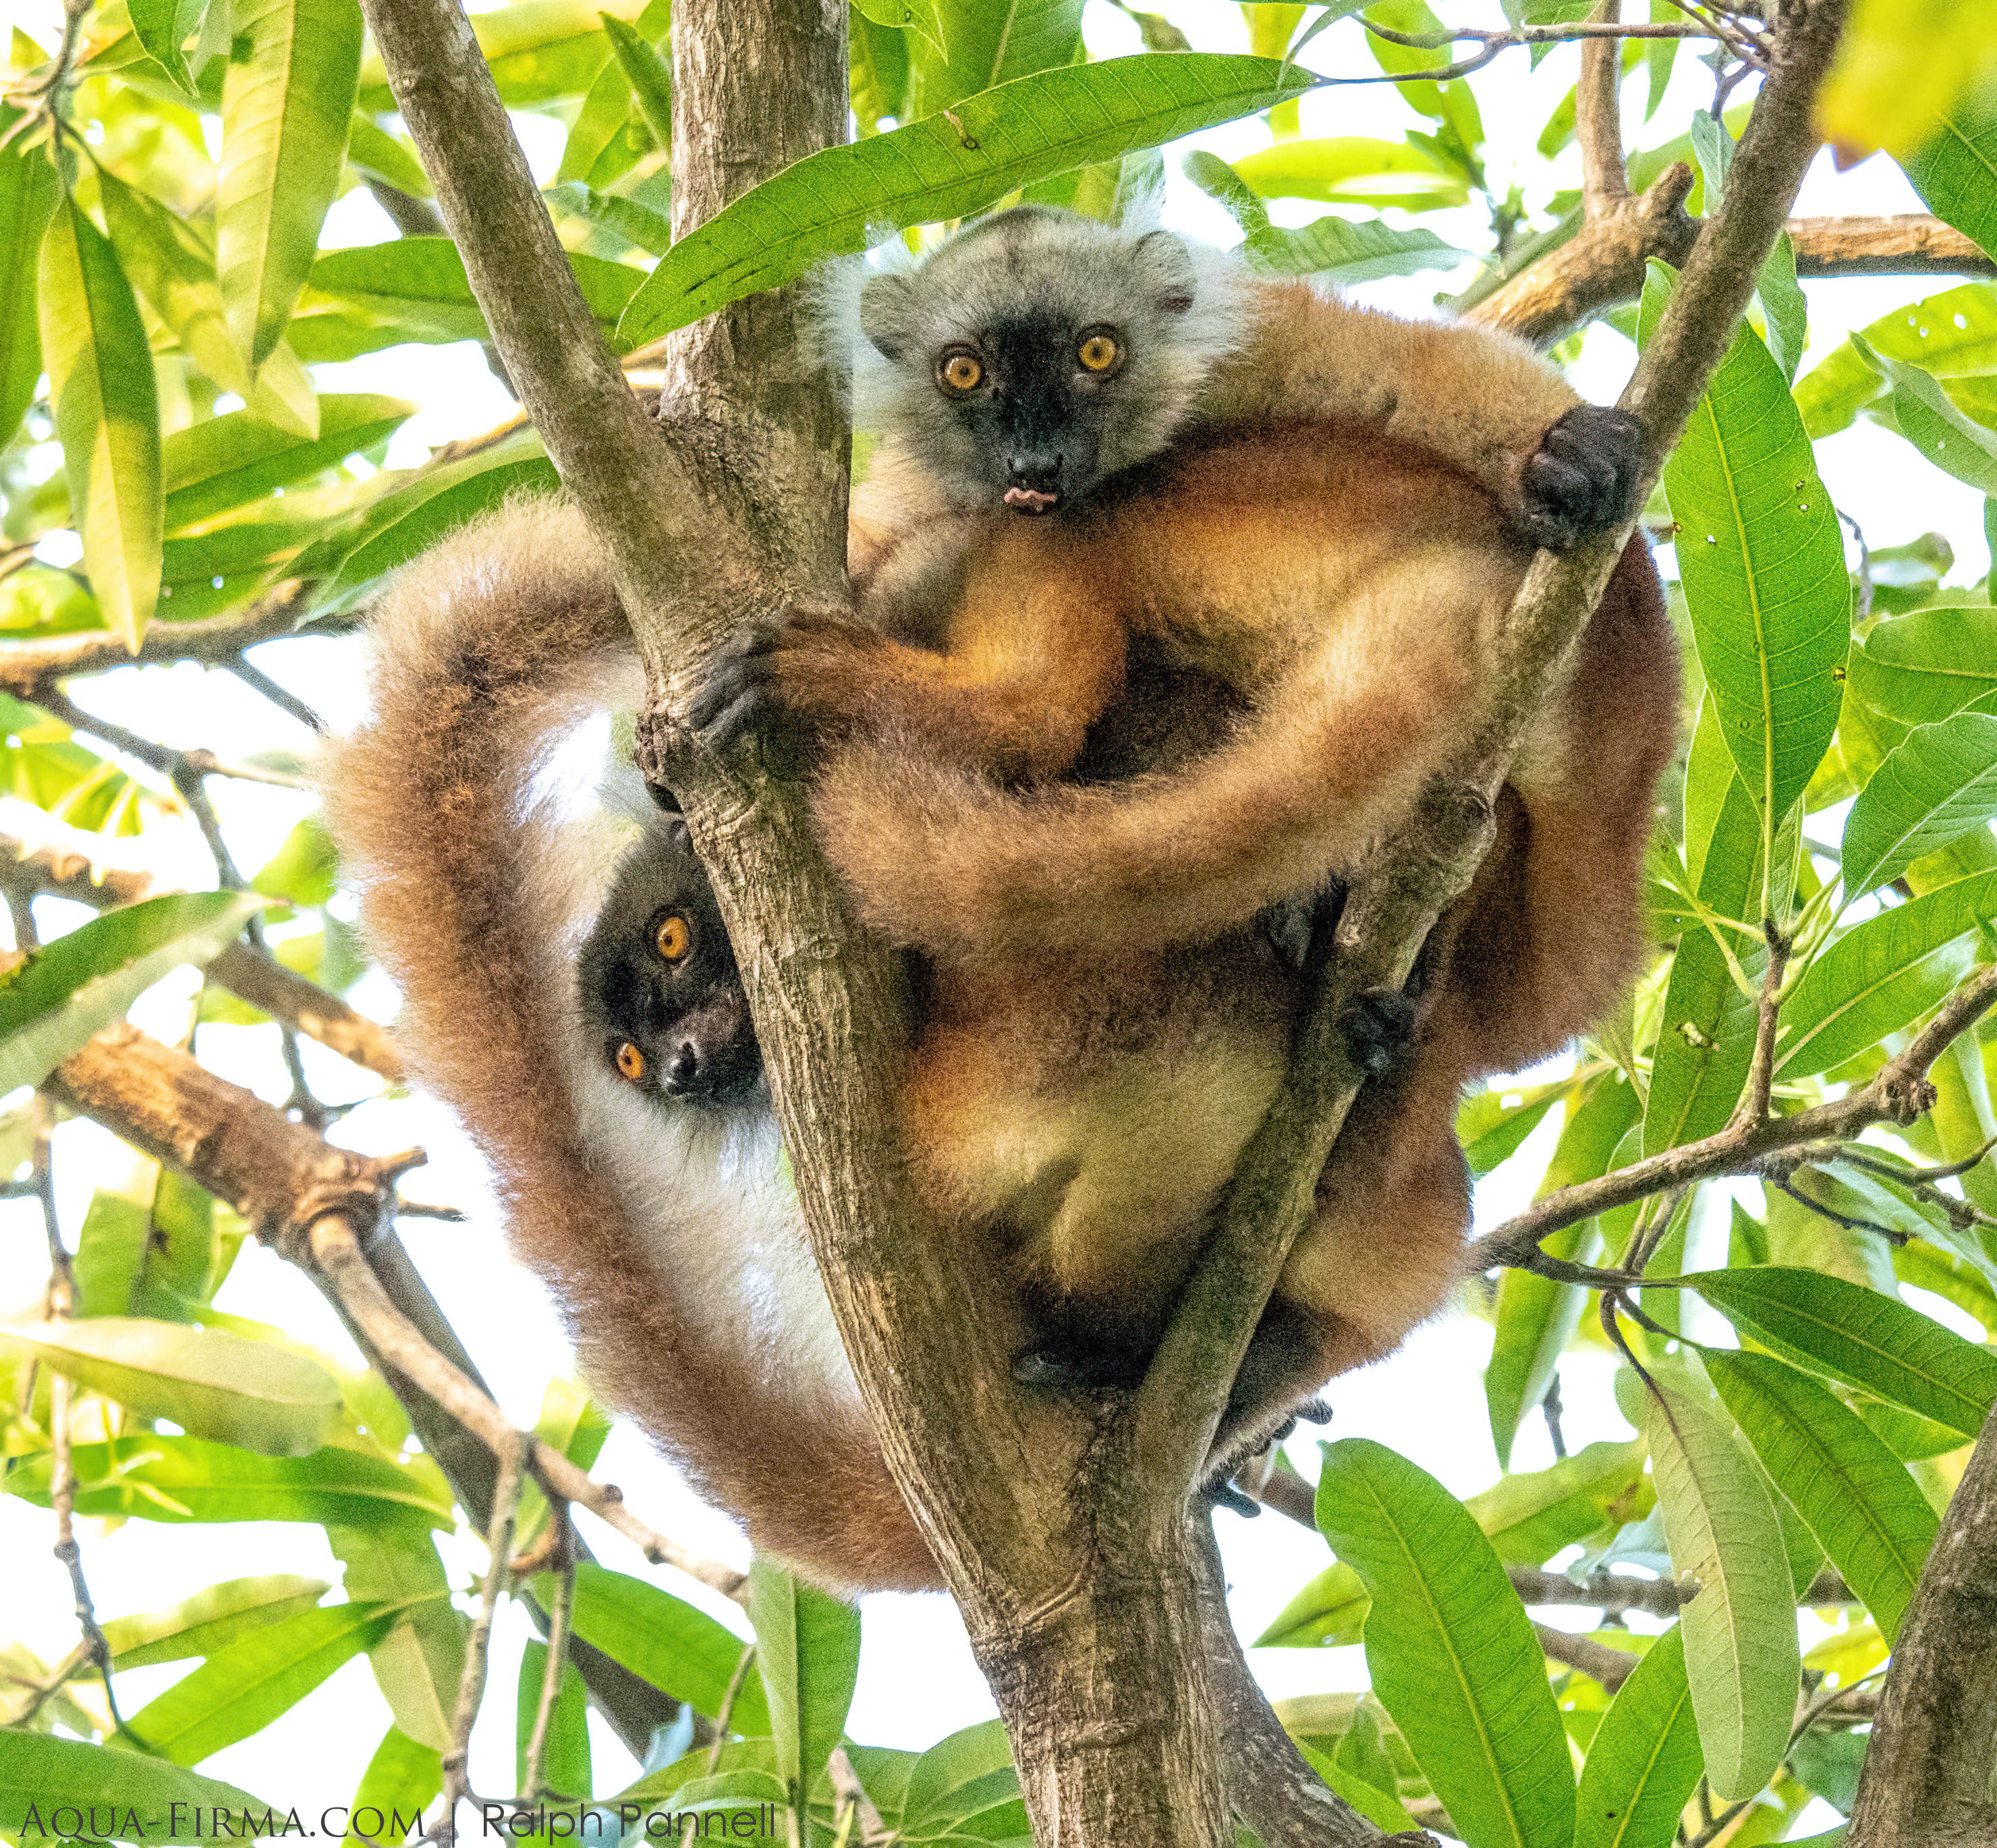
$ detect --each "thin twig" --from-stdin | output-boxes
[1534,1623,1638,1690]
[227,658,327,736]
[1728,922,1791,1132]
[1471,963,1997,1272]
[517,1508,575,1801]
[439,1430,531,1843]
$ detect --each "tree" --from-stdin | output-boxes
[3,0,1997,1843]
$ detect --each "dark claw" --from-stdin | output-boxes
[1293,1396,1332,1426]
[1339,986,1417,1077]
[1519,405,1644,551]
[1205,1479,1262,1518]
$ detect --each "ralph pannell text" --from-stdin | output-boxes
[8,1803,781,1842]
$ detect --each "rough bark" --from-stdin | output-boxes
[1847,1401,1997,1845]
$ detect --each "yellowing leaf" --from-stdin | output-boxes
[1818,0,1997,162]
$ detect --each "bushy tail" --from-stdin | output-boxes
[322,498,935,1594]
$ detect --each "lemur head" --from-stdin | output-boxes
[847,206,1244,515]
[578,814,763,1111]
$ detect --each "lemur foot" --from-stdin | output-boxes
[1519,405,1643,551]
[1205,1478,1262,1518]
[687,625,787,750]
[1339,986,1418,1077]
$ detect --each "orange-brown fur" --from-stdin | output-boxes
[778,422,1677,1431]
[322,501,934,1594]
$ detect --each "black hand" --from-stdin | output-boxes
[1519,405,1644,551]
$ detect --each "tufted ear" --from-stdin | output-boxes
[1131,229,1198,315]
[859,272,919,362]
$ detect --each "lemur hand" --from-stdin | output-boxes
[688,613,880,754]
[1518,405,1644,552]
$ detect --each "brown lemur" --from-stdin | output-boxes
[326,204,1674,1593]
[690,204,1677,1449]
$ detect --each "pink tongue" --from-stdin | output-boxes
[1004,486,1059,511]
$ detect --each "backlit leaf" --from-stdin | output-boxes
[1841,712,1997,897]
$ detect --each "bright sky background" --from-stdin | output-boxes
[3,2,1991,1837]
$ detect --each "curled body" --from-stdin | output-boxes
[329,204,1671,1589]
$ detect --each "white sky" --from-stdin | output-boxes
[4,2,1990,1837]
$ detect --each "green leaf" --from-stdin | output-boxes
[97,165,252,401]
[125,1602,396,1765]
[545,180,673,255]
[128,0,208,92]
[599,13,671,142]
[1777,872,1997,1077]
[351,1728,441,1845]
[161,393,414,529]
[900,1720,1025,1840]
[617,55,1314,349]
[0,107,59,449]
[345,113,432,198]
[307,236,640,343]
[1467,1438,1653,1567]
[38,192,165,648]
[516,1646,590,1799]
[851,0,947,55]
[748,1558,860,1815]
[1903,91,1997,259]
[1571,1626,1704,1848]
[557,1562,771,1734]
[1856,329,1997,493]
[3,1434,454,1528]
[1656,304,1849,828]
[1485,1077,1637,1463]
[0,891,266,1094]
[1704,1349,1938,1642]
[103,1575,331,1669]
[0,1734,277,1843]
[1691,1266,1997,1438]
[1315,1438,1575,1848]
[1841,712,1997,897]
[1851,605,1997,724]
[1794,283,1997,439]
[217,0,364,369]
[1645,775,1764,1155]
[1253,1560,1371,1650]
[1635,1380,1799,1801]
[1183,152,1464,280]
[1293,1741,1422,1837]
[1229,134,1471,210]
[0,1317,342,1455]
[330,1525,463,1753]
[905,0,1082,118]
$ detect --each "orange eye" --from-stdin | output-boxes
[654,915,691,961]
[938,352,983,393]
[1077,332,1120,372]
[615,1042,646,1082]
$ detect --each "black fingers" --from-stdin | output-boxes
[686,626,785,751]
[1519,404,1645,552]
[1339,986,1417,1078]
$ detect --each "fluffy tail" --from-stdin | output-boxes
[322,497,936,1594]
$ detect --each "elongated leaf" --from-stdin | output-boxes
[0,1318,341,1455]
[617,55,1313,348]
[1777,872,1997,1077]
[1185,149,1464,279]
[1231,134,1471,208]
[516,1646,590,1800]
[1469,1439,1652,1567]
[1901,85,1997,256]
[906,0,1081,119]
[161,394,414,528]
[1795,283,1997,439]
[96,165,252,401]
[900,1720,1023,1837]
[1571,1626,1704,1848]
[307,236,641,345]
[128,0,207,91]
[38,193,165,647]
[103,1575,331,1669]
[0,1734,276,1843]
[1820,0,1997,163]
[126,1602,395,1766]
[748,1558,861,1815]
[1851,605,1997,723]
[218,0,364,368]
[1655,298,1849,825]
[1857,330,1997,493]
[544,180,672,254]
[1691,1266,1997,1438]
[1842,712,1997,897]
[345,112,430,197]
[1254,1559,1371,1649]
[4,1434,454,1528]
[353,1728,442,1847]
[1486,1077,1637,1462]
[1637,1381,1798,1801]
[1316,1438,1575,1848]
[557,1562,771,1734]
[1646,775,1763,1154]
[0,891,266,1094]
[600,13,671,140]
[1293,1741,1422,1836]
[0,105,59,449]
[1704,1349,1937,1641]
[331,1525,462,1753]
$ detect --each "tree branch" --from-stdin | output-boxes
[1471,963,1997,1270]
[1846,1397,1997,1844]
[1790,214,1996,278]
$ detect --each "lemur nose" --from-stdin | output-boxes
[1007,454,1063,493]
[665,1043,701,1090]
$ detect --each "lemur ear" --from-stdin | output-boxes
[1131,230,1198,315]
[648,782,684,813]
[859,273,918,362]
[663,816,693,854]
